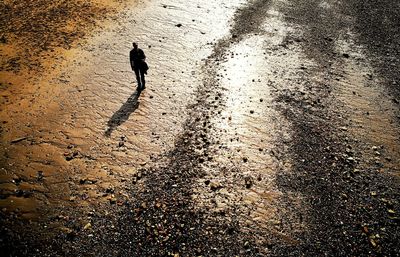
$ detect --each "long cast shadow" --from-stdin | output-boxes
[105,89,141,137]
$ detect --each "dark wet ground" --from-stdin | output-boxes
[1,0,400,256]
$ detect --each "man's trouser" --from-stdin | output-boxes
[134,68,145,89]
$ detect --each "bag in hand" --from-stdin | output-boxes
[142,61,149,74]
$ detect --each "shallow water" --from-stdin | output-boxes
[192,2,309,239]
[0,0,247,216]
[334,33,400,173]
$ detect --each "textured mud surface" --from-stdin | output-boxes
[1,0,400,256]
[0,0,129,73]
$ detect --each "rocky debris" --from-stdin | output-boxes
[132,170,143,184]
[109,197,117,204]
[15,190,32,198]
[0,35,7,44]
[105,187,114,194]
[12,176,22,186]
[244,177,253,189]
[64,150,79,161]
[83,222,92,230]
[37,171,44,181]
[209,181,223,191]
[79,178,97,185]
[60,226,77,239]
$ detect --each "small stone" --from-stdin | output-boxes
[37,171,44,181]
[210,181,222,191]
[245,178,253,189]
[83,222,92,230]
[370,238,377,248]
[13,176,22,185]
[176,24,182,28]
[60,227,76,238]
[0,36,7,44]
[83,223,92,230]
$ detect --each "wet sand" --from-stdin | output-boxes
[0,0,139,217]
[1,0,400,256]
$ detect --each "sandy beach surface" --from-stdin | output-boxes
[1,0,399,256]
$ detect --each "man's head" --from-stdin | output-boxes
[132,42,138,49]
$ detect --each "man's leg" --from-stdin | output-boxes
[134,69,141,88]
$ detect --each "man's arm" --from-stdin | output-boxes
[139,49,146,61]
[129,51,135,70]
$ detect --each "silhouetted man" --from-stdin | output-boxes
[130,42,147,90]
